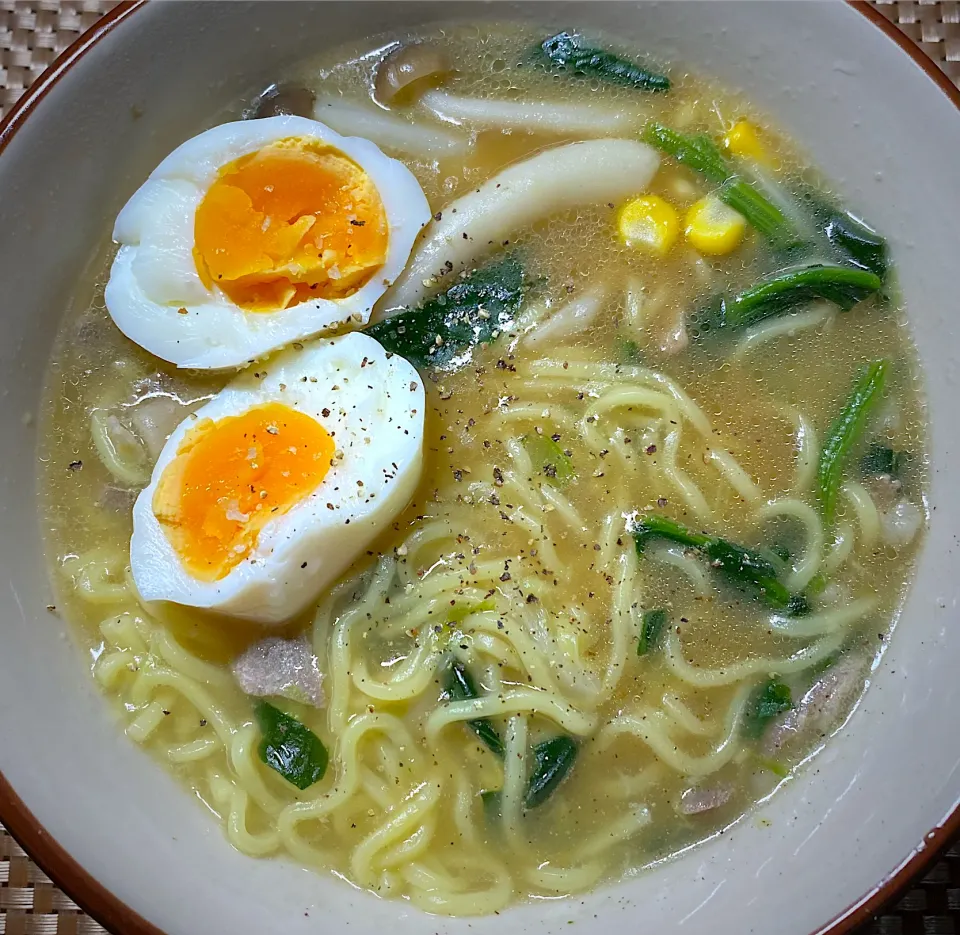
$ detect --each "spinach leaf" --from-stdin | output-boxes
[697,264,883,335]
[818,360,889,522]
[480,789,502,821]
[443,660,505,758]
[366,254,525,371]
[637,608,668,656]
[743,678,793,739]
[632,514,808,613]
[798,189,889,278]
[535,32,670,92]
[525,735,578,809]
[254,700,328,790]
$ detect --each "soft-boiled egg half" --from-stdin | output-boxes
[105,115,430,369]
[130,332,424,623]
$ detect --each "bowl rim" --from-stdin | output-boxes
[1,3,958,933]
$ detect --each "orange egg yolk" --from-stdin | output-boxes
[193,138,389,312]
[152,402,335,581]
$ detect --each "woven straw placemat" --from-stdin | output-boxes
[0,1,958,933]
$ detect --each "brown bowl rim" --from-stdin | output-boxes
[0,3,958,934]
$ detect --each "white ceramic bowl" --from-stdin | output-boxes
[1,3,958,933]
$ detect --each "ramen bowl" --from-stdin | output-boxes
[1,2,959,934]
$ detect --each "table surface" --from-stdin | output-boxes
[1,2,958,933]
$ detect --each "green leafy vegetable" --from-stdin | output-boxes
[525,735,578,809]
[523,433,575,485]
[642,122,730,184]
[480,736,580,814]
[637,608,668,656]
[798,190,888,278]
[443,660,505,758]
[632,514,807,613]
[817,360,889,523]
[366,254,525,370]
[480,789,502,821]
[770,544,791,563]
[254,700,328,790]
[643,121,894,285]
[633,513,708,551]
[535,32,670,92]
[716,176,800,248]
[644,123,893,278]
[743,678,793,739]
[697,264,883,334]
[860,442,907,479]
[642,122,798,248]
[824,212,888,278]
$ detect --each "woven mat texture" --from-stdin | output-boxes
[1,1,958,933]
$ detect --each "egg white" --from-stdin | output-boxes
[106,116,430,370]
[130,332,424,623]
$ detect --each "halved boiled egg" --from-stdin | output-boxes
[130,332,424,623]
[105,116,430,369]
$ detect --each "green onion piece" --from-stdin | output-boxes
[817,360,889,523]
[523,433,575,485]
[365,254,525,371]
[798,188,889,278]
[535,32,671,92]
[525,735,578,809]
[444,660,505,758]
[254,700,328,790]
[637,608,668,656]
[743,678,793,739]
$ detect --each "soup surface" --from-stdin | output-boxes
[40,23,927,917]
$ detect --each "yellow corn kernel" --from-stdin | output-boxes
[684,194,747,256]
[617,195,680,256]
[724,120,771,165]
